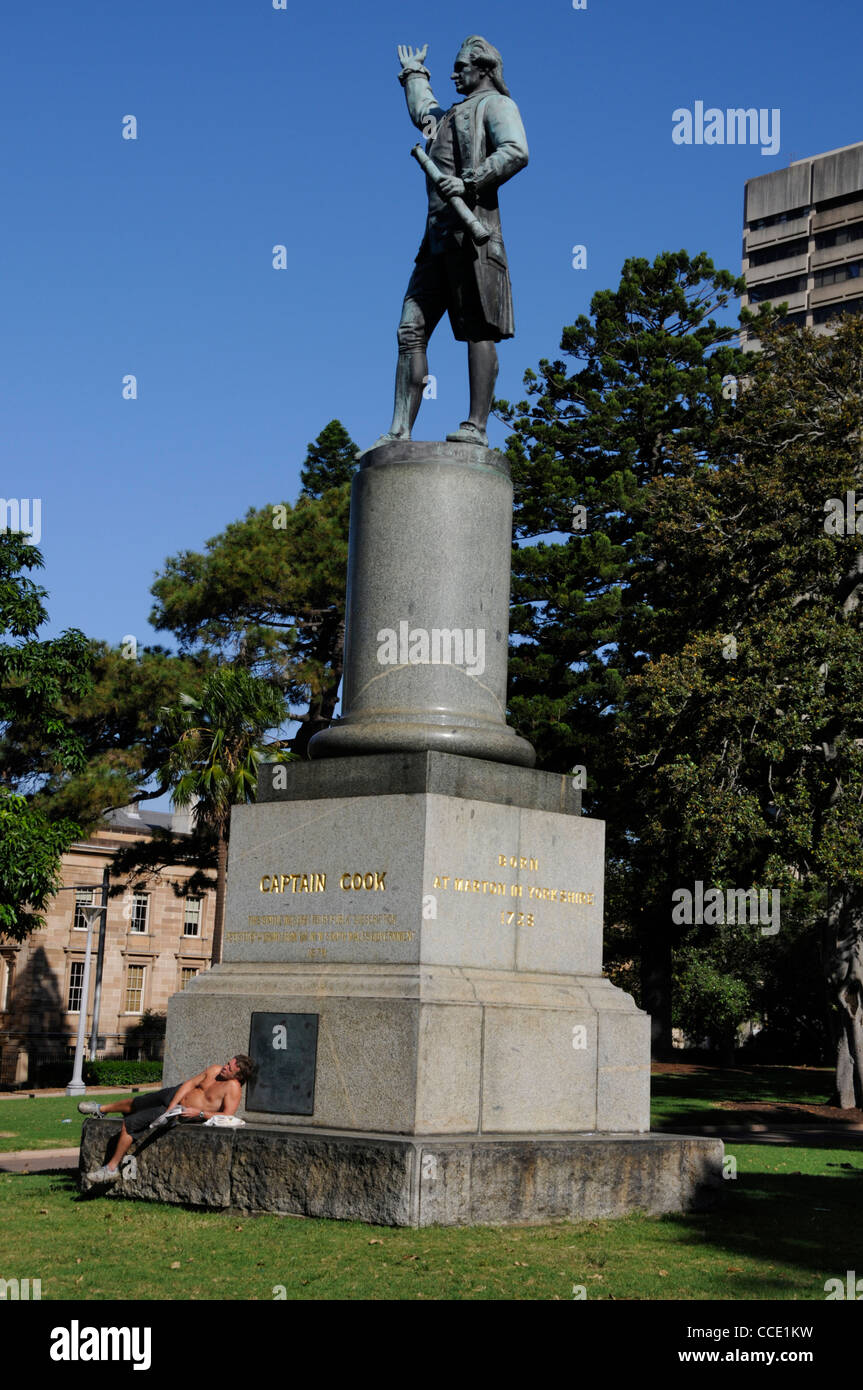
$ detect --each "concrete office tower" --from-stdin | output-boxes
[742,141,863,347]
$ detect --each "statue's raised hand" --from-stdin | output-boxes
[397,43,428,71]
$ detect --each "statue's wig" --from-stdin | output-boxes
[458,35,510,97]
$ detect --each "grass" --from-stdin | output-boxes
[0,1067,836,1151]
[650,1065,834,1130]
[0,1067,856,1300]
[0,1141,859,1300]
[0,1093,158,1152]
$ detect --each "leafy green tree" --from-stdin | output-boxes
[0,535,93,939]
[9,641,214,831]
[150,421,358,756]
[616,314,863,1100]
[158,667,291,963]
[673,948,753,1060]
[497,251,753,1049]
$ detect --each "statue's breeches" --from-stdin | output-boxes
[398,239,514,346]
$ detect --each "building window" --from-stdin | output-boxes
[183,897,202,937]
[0,958,13,1012]
[129,892,149,934]
[73,887,95,930]
[747,274,806,304]
[750,206,806,232]
[812,297,863,325]
[815,190,863,215]
[125,965,145,1013]
[815,220,863,252]
[747,237,808,267]
[814,261,862,289]
[180,967,199,990]
[68,960,86,1013]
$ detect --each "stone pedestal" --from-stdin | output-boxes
[308,441,534,767]
[149,436,723,1227]
[165,753,649,1138]
[80,1121,724,1226]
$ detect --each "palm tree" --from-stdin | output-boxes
[160,667,290,964]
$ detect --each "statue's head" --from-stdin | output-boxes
[451,36,510,98]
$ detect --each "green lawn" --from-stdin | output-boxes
[0,1067,835,1151]
[0,1093,159,1152]
[650,1065,834,1130]
[0,1141,859,1300]
[0,1067,857,1301]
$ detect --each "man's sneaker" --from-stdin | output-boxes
[78,1102,103,1116]
[87,1165,119,1183]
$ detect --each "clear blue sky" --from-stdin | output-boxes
[4,0,861,649]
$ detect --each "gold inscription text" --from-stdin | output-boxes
[339,871,387,891]
[259,873,326,894]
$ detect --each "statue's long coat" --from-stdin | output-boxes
[403,74,529,338]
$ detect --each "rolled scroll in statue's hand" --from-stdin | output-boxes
[410,145,490,245]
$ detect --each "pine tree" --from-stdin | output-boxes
[616,314,863,1098]
[150,420,359,756]
[497,251,750,1049]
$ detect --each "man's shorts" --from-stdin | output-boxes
[123,1086,178,1137]
[403,241,504,344]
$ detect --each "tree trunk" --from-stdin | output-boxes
[292,618,345,759]
[823,885,863,1108]
[211,830,228,966]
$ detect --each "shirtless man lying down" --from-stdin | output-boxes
[81,1054,257,1182]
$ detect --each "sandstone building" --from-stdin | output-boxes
[0,806,216,1088]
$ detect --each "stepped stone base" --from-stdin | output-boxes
[167,963,649,1135]
[79,1120,723,1227]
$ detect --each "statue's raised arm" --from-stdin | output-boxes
[366,35,527,454]
[397,42,445,135]
[396,43,428,72]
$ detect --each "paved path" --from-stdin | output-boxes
[0,1147,79,1173]
[0,1086,161,1101]
[660,1122,863,1147]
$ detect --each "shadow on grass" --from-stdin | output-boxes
[650,1064,851,1140]
[666,1164,863,1295]
[14,1158,863,1297]
[652,1065,833,1106]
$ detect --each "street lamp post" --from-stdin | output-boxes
[65,900,107,1097]
[50,883,108,1098]
[88,865,111,1061]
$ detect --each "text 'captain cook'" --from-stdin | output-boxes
[369,36,528,451]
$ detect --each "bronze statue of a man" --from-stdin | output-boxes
[370,37,528,450]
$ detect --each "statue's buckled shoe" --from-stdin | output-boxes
[445,421,488,447]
